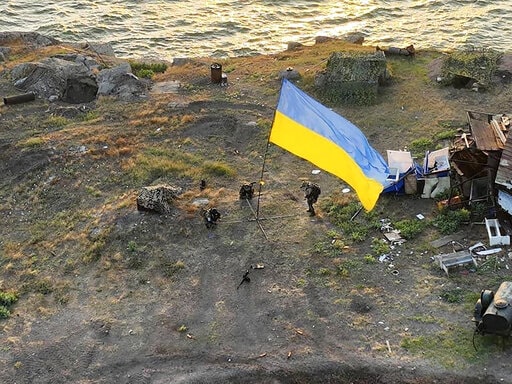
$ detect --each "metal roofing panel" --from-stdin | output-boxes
[496,131,512,188]
[467,111,502,151]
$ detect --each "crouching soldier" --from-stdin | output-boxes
[239,182,256,200]
[203,208,221,228]
[300,181,321,216]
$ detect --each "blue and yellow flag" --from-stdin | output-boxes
[269,79,389,211]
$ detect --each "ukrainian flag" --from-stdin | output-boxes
[269,79,389,211]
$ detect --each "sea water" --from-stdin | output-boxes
[1,0,511,60]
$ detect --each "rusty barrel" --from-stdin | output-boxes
[210,63,222,84]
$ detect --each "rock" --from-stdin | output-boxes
[278,67,301,80]
[52,53,103,71]
[64,76,99,104]
[136,185,182,214]
[287,41,304,51]
[495,53,512,84]
[315,36,334,44]
[96,63,149,100]
[0,32,59,48]
[342,32,365,45]
[10,57,97,103]
[75,41,116,57]
[172,58,190,66]
[0,47,10,62]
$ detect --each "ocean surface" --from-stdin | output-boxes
[1,0,511,61]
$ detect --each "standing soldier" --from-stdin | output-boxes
[300,181,321,216]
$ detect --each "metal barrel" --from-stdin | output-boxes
[210,63,222,84]
[3,92,36,105]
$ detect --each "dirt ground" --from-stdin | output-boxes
[1,41,512,384]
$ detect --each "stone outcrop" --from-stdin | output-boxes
[10,57,98,104]
[136,185,182,214]
[0,32,60,49]
[96,63,149,100]
[9,56,148,103]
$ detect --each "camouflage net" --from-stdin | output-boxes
[440,48,502,88]
[315,51,388,105]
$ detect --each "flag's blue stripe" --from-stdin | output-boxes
[276,79,389,185]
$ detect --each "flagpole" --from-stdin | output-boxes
[256,78,285,219]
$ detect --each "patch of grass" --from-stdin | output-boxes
[78,110,100,122]
[130,61,168,79]
[400,327,499,368]
[434,129,458,141]
[202,160,236,178]
[43,115,70,128]
[321,192,373,243]
[84,239,106,264]
[440,288,464,303]
[370,238,390,256]
[32,278,53,294]
[0,291,19,306]
[177,324,187,332]
[409,137,433,156]
[161,259,185,278]
[363,254,377,264]
[394,218,428,240]
[124,147,203,182]
[432,208,470,234]
[0,290,18,319]
[0,306,11,319]
[17,137,45,148]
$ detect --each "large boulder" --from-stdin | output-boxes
[315,50,388,105]
[10,57,98,103]
[96,63,149,100]
[136,185,182,214]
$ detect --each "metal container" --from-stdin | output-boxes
[210,63,222,84]
[474,281,512,336]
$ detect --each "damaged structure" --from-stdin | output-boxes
[448,111,511,220]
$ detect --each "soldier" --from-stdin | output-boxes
[203,208,221,229]
[239,182,256,200]
[300,181,321,216]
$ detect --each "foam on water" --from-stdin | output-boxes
[1,0,511,60]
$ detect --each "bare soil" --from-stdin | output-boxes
[1,40,512,383]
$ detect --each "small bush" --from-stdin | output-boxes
[440,288,464,303]
[409,137,433,155]
[394,219,427,240]
[0,306,10,319]
[370,238,390,255]
[130,61,168,79]
[364,254,377,264]
[0,290,19,320]
[433,208,470,234]
[0,291,19,306]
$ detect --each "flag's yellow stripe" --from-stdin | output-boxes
[270,111,383,211]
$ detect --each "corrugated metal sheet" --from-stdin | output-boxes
[466,111,505,151]
[498,190,512,215]
[495,129,512,189]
